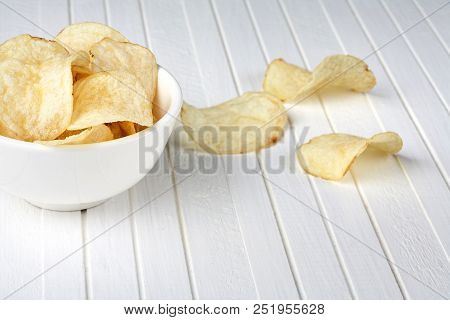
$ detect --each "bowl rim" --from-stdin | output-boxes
[0,66,183,151]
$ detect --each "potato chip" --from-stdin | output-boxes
[55,22,128,69]
[118,121,137,136]
[0,57,73,141]
[264,55,376,102]
[106,121,137,139]
[134,124,148,132]
[181,92,287,154]
[68,70,153,130]
[0,34,68,63]
[262,59,312,101]
[35,125,113,146]
[90,38,157,102]
[298,132,402,180]
[107,123,123,139]
[72,65,92,82]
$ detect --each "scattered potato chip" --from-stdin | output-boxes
[262,59,312,101]
[90,38,157,102]
[55,22,128,69]
[181,92,287,154]
[263,55,376,102]
[35,125,113,146]
[298,132,402,180]
[69,70,153,130]
[0,57,73,141]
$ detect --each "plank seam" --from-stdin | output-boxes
[412,0,450,53]
[181,0,212,105]
[67,0,73,27]
[127,190,146,299]
[40,209,45,299]
[81,210,93,299]
[379,0,449,114]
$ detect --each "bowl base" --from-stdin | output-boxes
[26,199,107,212]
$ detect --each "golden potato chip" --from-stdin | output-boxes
[72,65,92,82]
[118,121,137,136]
[90,38,157,102]
[264,55,376,102]
[0,57,73,141]
[68,70,153,130]
[134,124,148,132]
[35,125,113,146]
[107,123,123,139]
[298,132,402,180]
[181,92,287,154]
[0,34,68,63]
[55,22,128,69]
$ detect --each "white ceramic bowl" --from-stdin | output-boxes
[0,67,182,211]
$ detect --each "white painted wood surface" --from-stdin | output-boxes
[0,0,449,300]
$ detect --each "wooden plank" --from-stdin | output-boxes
[414,0,450,52]
[321,0,450,257]
[106,0,192,300]
[182,0,299,299]
[247,0,401,299]
[306,0,450,298]
[70,0,106,23]
[211,0,352,299]
[381,0,450,111]
[140,0,258,299]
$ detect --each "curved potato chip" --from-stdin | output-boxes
[35,125,113,146]
[90,38,157,102]
[55,22,128,69]
[369,132,403,154]
[298,132,402,180]
[68,70,153,130]
[264,55,376,102]
[263,59,311,101]
[181,92,287,154]
[0,57,73,141]
[0,34,68,63]
[72,65,92,82]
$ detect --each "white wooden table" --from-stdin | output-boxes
[0,0,449,300]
